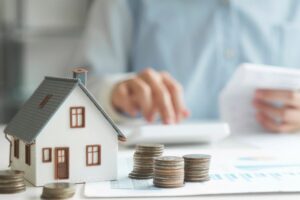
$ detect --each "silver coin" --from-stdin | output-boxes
[0,170,24,179]
[129,174,153,179]
[129,144,165,179]
[41,192,75,199]
[43,182,75,190]
[42,182,76,196]
[0,182,25,188]
[183,154,211,160]
[154,176,184,181]
[184,169,210,174]
[0,186,26,194]
[154,165,184,169]
[0,189,26,194]
[185,177,210,182]
[155,156,183,162]
[136,143,164,148]
[43,189,75,195]
[0,178,24,184]
[154,171,184,176]
[184,163,210,168]
[136,149,164,152]
[153,182,184,188]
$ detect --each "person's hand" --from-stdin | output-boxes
[253,89,300,133]
[111,68,189,124]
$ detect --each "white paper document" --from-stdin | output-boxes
[220,63,300,133]
[235,131,300,150]
[84,149,300,198]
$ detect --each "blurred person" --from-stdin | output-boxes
[75,0,300,133]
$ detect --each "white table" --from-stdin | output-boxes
[1,125,300,200]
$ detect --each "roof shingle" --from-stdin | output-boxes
[4,77,125,143]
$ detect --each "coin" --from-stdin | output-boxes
[129,144,164,180]
[155,156,183,162]
[183,154,211,182]
[0,170,24,179]
[0,177,24,183]
[0,186,26,194]
[185,177,210,182]
[136,144,164,149]
[183,154,211,160]
[0,181,25,188]
[184,169,210,174]
[153,156,184,188]
[128,173,153,180]
[41,182,76,199]
[153,181,184,188]
[0,170,26,194]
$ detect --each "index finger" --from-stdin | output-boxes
[161,72,188,122]
[255,89,300,107]
[139,68,175,124]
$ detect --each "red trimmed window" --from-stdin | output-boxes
[14,139,19,158]
[70,107,85,128]
[42,148,52,163]
[86,145,101,166]
[25,144,31,165]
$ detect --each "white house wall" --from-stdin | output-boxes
[35,86,118,186]
[11,139,36,185]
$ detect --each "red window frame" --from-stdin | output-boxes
[25,144,31,165]
[86,145,101,166]
[42,148,52,163]
[70,107,85,128]
[14,139,19,158]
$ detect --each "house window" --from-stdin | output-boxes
[70,107,85,128]
[42,148,52,163]
[14,139,19,158]
[39,94,53,108]
[86,145,101,166]
[25,144,31,165]
[57,149,66,163]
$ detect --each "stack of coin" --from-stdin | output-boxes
[153,156,184,188]
[129,144,164,179]
[0,170,26,194]
[183,154,211,182]
[41,182,76,199]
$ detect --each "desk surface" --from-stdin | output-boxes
[1,125,300,200]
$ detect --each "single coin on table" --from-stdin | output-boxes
[41,182,76,199]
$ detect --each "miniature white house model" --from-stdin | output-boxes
[3,68,126,186]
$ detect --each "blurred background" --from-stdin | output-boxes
[0,0,93,123]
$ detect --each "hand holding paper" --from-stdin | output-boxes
[220,63,300,134]
[254,89,300,133]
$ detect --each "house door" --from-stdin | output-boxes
[55,147,69,179]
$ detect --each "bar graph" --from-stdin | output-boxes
[210,171,300,182]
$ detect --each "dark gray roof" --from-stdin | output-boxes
[4,77,126,143]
